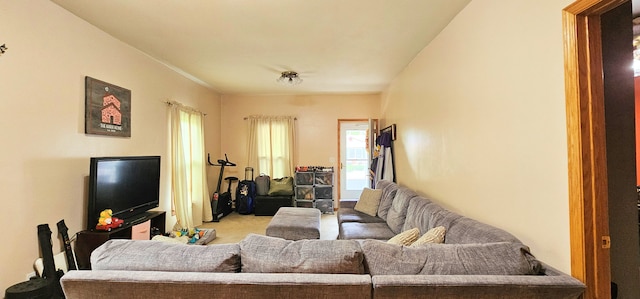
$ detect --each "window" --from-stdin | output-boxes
[247,116,295,178]
[169,102,210,228]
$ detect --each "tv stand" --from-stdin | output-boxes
[125,212,155,227]
[75,210,166,269]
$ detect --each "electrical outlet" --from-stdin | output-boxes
[25,271,36,280]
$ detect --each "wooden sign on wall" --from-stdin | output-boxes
[85,76,131,137]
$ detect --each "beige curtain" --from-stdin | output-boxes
[247,115,295,178]
[170,102,211,230]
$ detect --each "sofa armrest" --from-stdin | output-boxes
[340,199,358,209]
[62,270,372,299]
[371,273,585,299]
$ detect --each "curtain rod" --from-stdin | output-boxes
[243,116,297,120]
[164,100,207,116]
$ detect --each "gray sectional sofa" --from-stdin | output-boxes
[60,180,585,299]
[338,180,586,298]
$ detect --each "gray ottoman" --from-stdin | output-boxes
[266,207,321,240]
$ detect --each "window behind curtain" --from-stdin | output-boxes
[169,102,211,228]
[248,116,295,178]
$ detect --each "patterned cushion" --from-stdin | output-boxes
[386,228,420,246]
[354,188,383,216]
[239,234,364,274]
[410,226,446,246]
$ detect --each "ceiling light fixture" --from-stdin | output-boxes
[277,71,303,85]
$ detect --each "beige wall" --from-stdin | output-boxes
[1,0,580,291]
[0,0,221,291]
[219,94,379,194]
[381,0,574,272]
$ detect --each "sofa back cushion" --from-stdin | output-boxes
[401,196,433,234]
[239,234,364,274]
[91,240,241,272]
[444,217,521,244]
[385,187,418,234]
[375,180,399,221]
[361,240,541,276]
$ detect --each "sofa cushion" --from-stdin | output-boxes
[410,226,446,246]
[385,187,417,234]
[338,208,386,224]
[361,240,542,276]
[91,239,240,272]
[239,234,364,274]
[401,196,433,233]
[423,201,463,231]
[386,227,420,246]
[339,222,397,240]
[375,180,399,221]
[354,188,383,216]
[444,216,521,244]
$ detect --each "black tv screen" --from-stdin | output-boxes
[87,156,160,230]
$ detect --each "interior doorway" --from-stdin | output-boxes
[563,1,640,298]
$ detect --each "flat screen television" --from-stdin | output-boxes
[87,156,161,230]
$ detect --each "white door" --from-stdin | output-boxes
[339,121,370,199]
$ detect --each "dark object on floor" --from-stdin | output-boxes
[611,282,618,299]
[209,154,236,221]
[236,167,256,215]
[254,195,293,216]
[5,277,52,299]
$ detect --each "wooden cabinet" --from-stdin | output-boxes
[74,211,165,269]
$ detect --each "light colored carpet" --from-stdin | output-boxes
[197,211,338,244]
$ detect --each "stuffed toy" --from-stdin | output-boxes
[95,209,124,231]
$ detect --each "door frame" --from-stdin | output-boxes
[563,0,626,297]
[337,119,375,203]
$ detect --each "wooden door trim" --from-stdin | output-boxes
[563,0,624,297]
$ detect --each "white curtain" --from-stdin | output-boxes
[170,102,211,230]
[247,115,295,178]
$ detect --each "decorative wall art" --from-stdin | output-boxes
[85,76,131,137]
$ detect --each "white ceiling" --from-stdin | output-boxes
[51,0,471,95]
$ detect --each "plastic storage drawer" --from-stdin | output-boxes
[314,186,333,200]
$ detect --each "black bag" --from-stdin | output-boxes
[236,167,256,214]
[255,173,270,196]
[236,180,256,214]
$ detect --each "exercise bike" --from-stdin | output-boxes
[208,154,238,222]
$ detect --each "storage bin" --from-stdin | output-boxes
[314,186,333,200]
[315,200,334,214]
[295,172,314,185]
[295,200,314,208]
[314,172,333,185]
[296,186,314,200]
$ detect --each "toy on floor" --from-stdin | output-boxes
[169,228,206,244]
[95,209,124,231]
[159,228,216,245]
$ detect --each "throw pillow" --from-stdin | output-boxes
[386,227,420,246]
[410,226,446,247]
[354,188,383,216]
